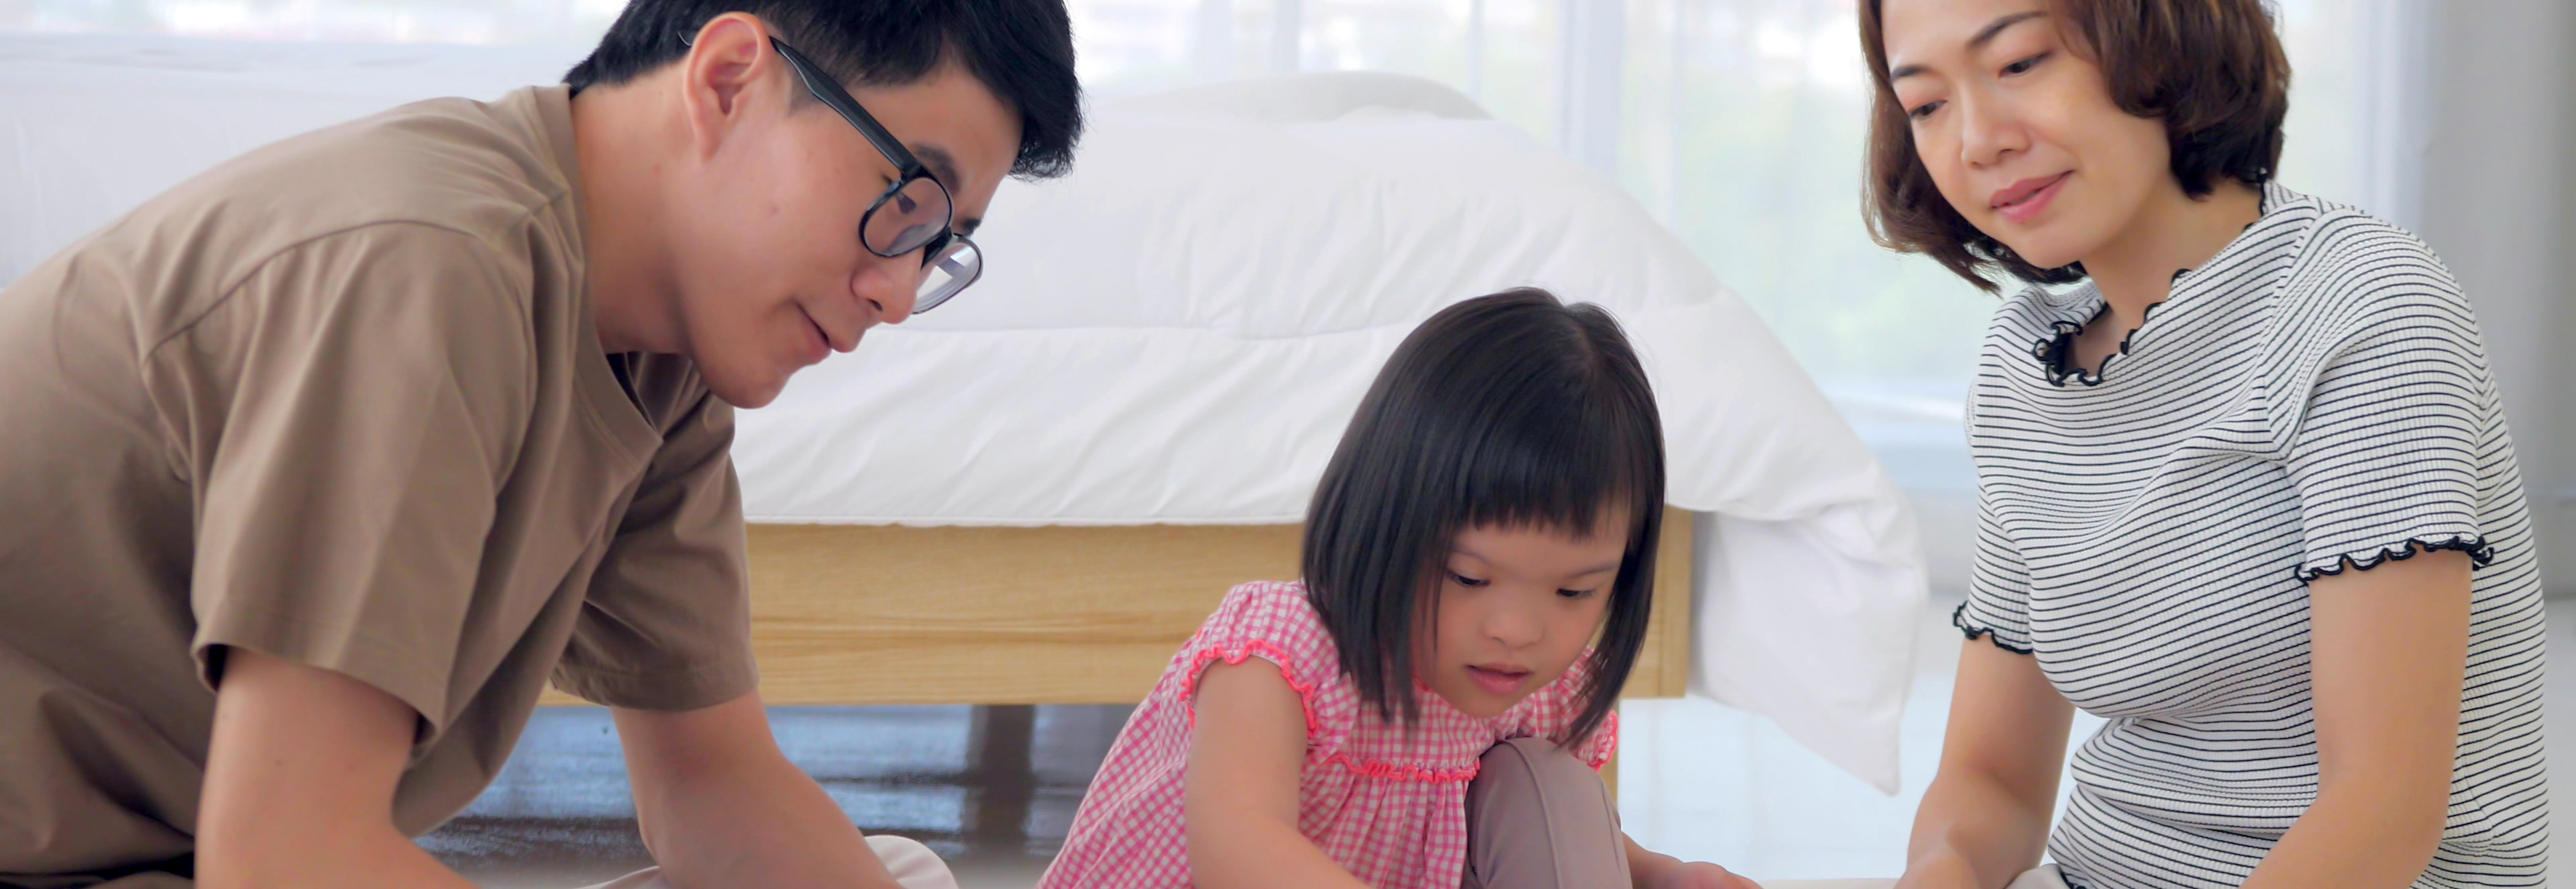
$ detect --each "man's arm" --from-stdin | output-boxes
[196,649,482,889]
[613,691,906,889]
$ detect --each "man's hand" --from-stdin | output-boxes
[197,649,481,889]
[615,693,909,889]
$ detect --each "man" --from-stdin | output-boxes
[0,1,1079,886]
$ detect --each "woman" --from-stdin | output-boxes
[1859,0,2548,887]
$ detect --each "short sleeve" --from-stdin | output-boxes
[2286,278,2496,582]
[552,381,758,710]
[168,224,533,732]
[1958,457,2036,654]
[1178,581,1354,750]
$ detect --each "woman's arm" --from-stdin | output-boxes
[1185,660,1373,889]
[1898,639,2075,889]
[2241,548,2469,888]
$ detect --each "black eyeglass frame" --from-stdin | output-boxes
[680,31,985,311]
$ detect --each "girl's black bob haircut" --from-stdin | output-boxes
[1301,288,1665,749]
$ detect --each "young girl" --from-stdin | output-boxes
[1038,290,1758,889]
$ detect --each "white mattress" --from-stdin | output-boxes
[0,35,1928,792]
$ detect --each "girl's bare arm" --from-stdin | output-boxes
[1185,660,1374,889]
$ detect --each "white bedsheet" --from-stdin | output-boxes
[0,35,1927,792]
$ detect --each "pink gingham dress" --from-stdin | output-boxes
[1037,580,1617,889]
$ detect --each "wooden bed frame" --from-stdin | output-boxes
[541,508,1693,789]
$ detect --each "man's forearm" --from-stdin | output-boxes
[637,750,903,889]
[200,823,482,889]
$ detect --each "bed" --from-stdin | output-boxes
[0,35,1928,794]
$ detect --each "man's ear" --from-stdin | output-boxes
[678,12,777,160]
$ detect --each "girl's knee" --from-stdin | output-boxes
[1471,737,1606,811]
[1464,737,1626,889]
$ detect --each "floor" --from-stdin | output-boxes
[420,706,1113,888]
[425,595,2573,887]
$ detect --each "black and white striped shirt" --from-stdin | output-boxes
[1956,183,2549,888]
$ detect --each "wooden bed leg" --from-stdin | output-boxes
[965,704,1036,846]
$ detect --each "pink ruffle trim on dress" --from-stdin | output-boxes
[1181,641,1484,785]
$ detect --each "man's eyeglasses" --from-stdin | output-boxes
[686,33,984,313]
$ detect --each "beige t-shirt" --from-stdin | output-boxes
[0,86,757,885]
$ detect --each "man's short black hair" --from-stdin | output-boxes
[1301,289,1666,750]
[564,0,1081,179]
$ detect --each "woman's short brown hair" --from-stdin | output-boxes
[1858,0,2291,291]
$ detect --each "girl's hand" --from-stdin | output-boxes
[1623,834,1762,889]
[1650,861,1764,889]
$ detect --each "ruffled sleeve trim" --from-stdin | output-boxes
[1953,600,2034,655]
[1180,641,1483,784]
[1182,641,1323,738]
[2296,535,2495,583]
